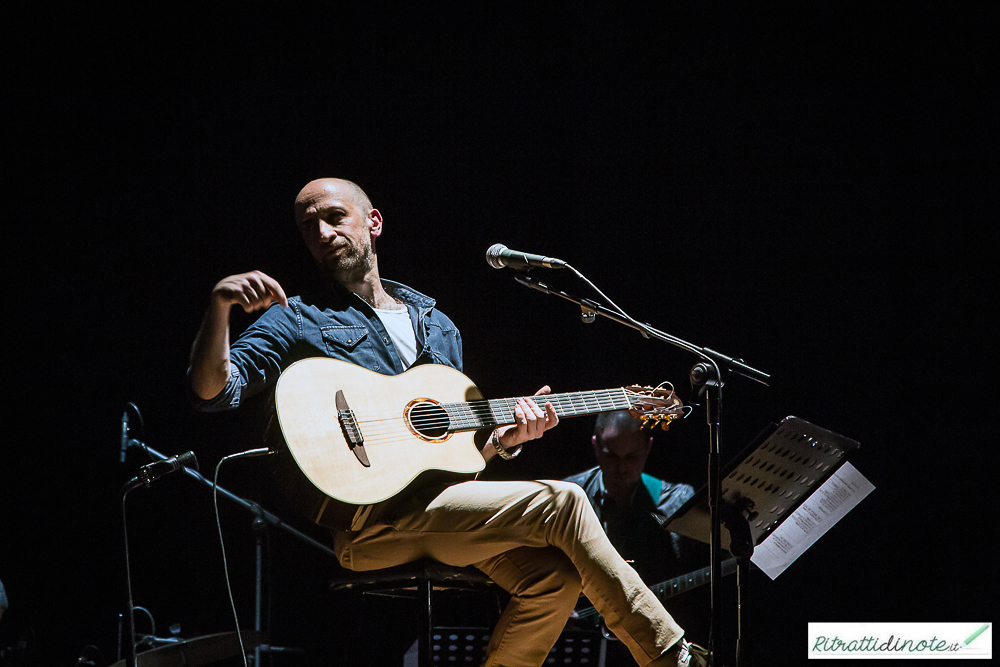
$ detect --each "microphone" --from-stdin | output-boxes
[129,451,199,488]
[486,243,568,270]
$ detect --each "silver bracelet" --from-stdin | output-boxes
[491,429,521,460]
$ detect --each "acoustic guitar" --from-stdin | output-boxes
[274,358,683,516]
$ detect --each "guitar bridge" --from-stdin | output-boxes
[336,390,370,467]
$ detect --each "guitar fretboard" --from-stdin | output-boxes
[576,558,739,623]
[650,558,738,598]
[442,389,635,432]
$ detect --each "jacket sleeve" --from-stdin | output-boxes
[189,302,301,412]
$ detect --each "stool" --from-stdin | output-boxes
[331,559,501,666]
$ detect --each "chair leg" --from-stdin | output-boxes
[424,578,433,667]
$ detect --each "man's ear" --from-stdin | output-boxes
[368,208,384,238]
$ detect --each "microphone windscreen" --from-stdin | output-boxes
[486,243,508,269]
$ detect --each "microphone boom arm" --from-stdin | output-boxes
[121,439,336,556]
[513,274,770,386]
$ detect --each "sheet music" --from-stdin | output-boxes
[751,461,874,579]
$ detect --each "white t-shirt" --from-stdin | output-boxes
[374,306,418,368]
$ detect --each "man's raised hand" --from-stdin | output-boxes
[212,271,288,313]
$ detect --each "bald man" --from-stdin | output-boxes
[188,179,701,667]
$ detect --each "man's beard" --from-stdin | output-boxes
[323,237,374,284]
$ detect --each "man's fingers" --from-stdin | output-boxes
[237,294,255,313]
[269,280,289,308]
[215,271,288,312]
[495,390,560,453]
[517,398,537,426]
[255,272,289,308]
[530,388,557,430]
[524,397,544,417]
[543,401,559,429]
[240,281,268,312]
[522,398,549,438]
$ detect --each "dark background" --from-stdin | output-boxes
[2,2,994,665]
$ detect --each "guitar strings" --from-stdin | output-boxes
[341,389,645,425]
[340,388,636,418]
[358,401,675,430]
[338,406,681,437]
[317,388,681,444]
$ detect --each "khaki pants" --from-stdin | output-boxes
[334,480,684,667]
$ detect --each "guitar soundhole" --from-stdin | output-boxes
[406,401,451,440]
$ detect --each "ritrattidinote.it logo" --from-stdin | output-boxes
[808,623,991,659]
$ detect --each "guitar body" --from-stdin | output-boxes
[275,358,488,508]
[274,357,682,527]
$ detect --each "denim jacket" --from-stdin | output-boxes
[191,279,463,413]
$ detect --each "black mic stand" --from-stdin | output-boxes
[512,274,769,667]
[689,362,726,665]
[719,501,754,667]
[121,451,201,667]
[121,439,333,666]
[120,477,144,667]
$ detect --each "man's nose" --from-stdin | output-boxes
[317,220,338,239]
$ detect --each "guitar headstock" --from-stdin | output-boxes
[624,385,686,431]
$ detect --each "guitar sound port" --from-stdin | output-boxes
[404,399,451,441]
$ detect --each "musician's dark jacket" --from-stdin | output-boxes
[190,278,463,414]
[564,467,701,584]
[189,278,463,527]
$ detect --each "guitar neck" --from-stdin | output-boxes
[648,558,738,599]
[444,389,634,432]
[576,558,739,623]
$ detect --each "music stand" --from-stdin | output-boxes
[403,627,606,667]
[660,416,861,665]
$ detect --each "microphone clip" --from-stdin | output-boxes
[127,452,199,491]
